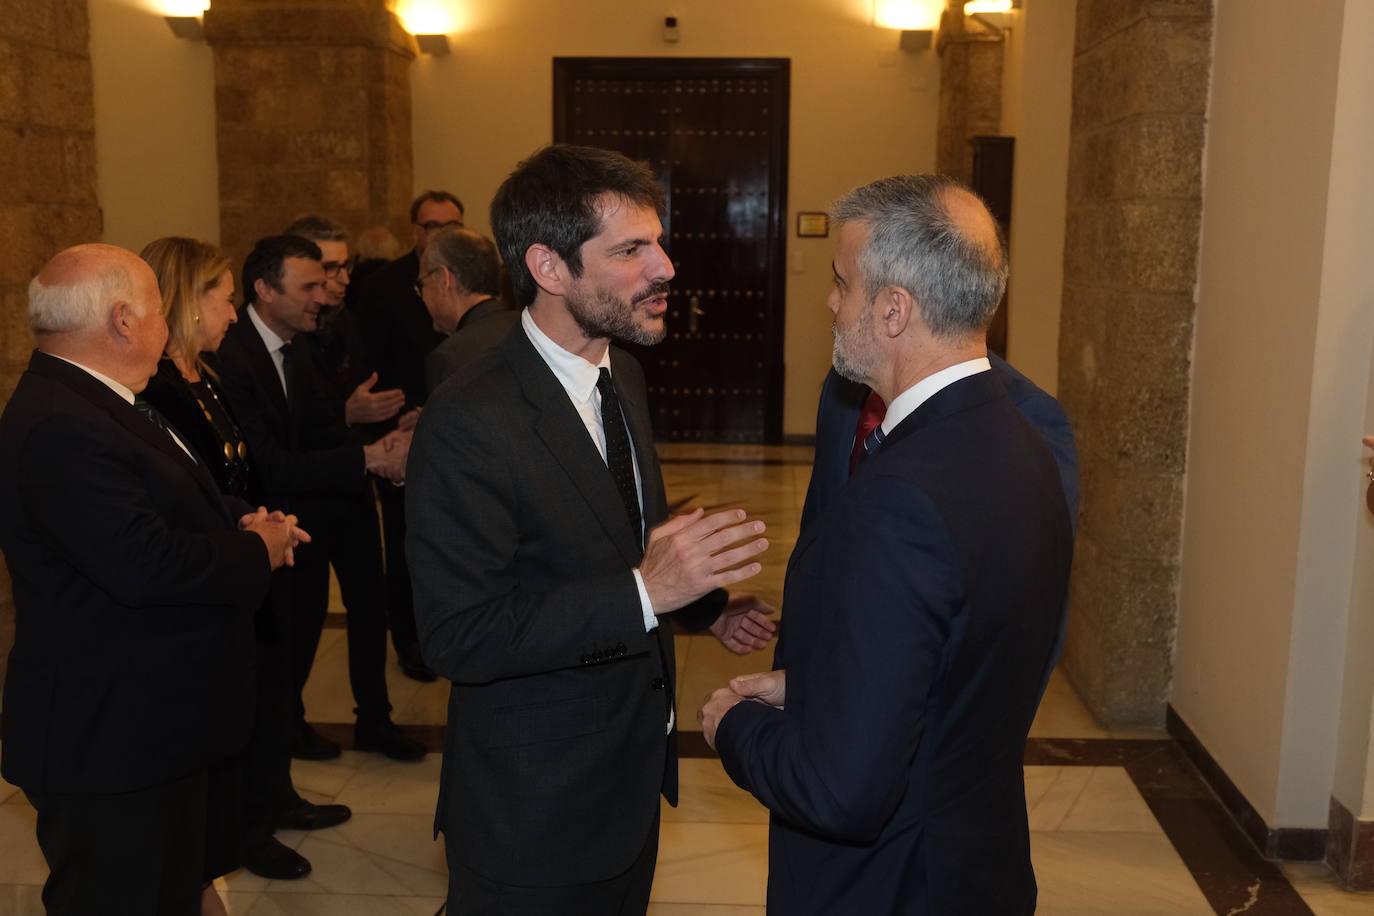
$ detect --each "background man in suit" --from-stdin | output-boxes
[700,175,1075,914]
[212,235,425,767]
[0,243,302,914]
[354,191,464,682]
[417,225,518,393]
[406,144,778,915]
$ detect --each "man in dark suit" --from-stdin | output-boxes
[406,145,779,914]
[353,191,464,681]
[211,235,425,767]
[700,176,1075,914]
[416,225,518,393]
[0,243,302,914]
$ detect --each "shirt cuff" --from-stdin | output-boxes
[632,568,658,633]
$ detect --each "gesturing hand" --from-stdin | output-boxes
[639,508,768,615]
[709,593,778,654]
[345,372,406,425]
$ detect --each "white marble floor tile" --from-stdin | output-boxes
[221,888,261,914]
[651,822,769,906]
[647,906,765,915]
[1058,766,1163,834]
[0,805,43,886]
[244,893,444,915]
[1030,830,1212,914]
[290,750,366,799]
[667,759,769,825]
[333,754,441,815]
[329,813,446,896]
[1024,765,1062,812]
[1027,766,1095,831]
[265,833,414,896]
[1281,861,1374,916]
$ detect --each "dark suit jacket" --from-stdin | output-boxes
[406,327,724,888]
[0,351,271,795]
[801,356,1079,531]
[716,370,1074,914]
[209,312,365,521]
[423,297,519,395]
[353,249,445,421]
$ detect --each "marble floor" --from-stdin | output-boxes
[0,444,1371,914]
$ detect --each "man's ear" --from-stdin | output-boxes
[110,300,136,342]
[878,285,915,339]
[253,277,275,306]
[525,244,568,297]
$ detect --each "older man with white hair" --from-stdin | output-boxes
[0,243,305,915]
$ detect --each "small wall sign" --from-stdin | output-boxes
[796,212,829,238]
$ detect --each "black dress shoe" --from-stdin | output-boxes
[355,717,427,761]
[397,643,437,683]
[275,799,352,831]
[291,722,342,761]
[242,837,311,880]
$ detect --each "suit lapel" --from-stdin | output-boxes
[231,316,292,427]
[503,333,644,566]
[29,352,231,520]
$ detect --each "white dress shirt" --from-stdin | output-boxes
[881,357,993,435]
[246,304,290,398]
[520,309,659,631]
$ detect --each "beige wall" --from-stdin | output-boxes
[406,0,942,436]
[1001,0,1073,396]
[90,0,220,252]
[1173,0,1368,828]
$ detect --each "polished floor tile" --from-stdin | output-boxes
[1031,831,1214,914]
[1281,862,1374,916]
[651,822,769,907]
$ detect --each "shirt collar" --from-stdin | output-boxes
[247,304,288,353]
[881,357,992,435]
[521,308,609,404]
[47,353,136,405]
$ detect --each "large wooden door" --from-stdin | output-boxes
[554,58,789,444]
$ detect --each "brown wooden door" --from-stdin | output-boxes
[554,58,789,444]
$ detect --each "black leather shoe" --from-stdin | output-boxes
[291,722,341,761]
[397,643,437,683]
[355,717,427,761]
[275,799,352,831]
[242,837,311,880]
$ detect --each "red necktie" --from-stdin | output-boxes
[848,389,887,475]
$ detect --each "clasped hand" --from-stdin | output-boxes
[239,506,312,570]
[364,429,411,482]
[698,669,787,750]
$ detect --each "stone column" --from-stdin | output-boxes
[934,3,1004,184]
[204,0,415,264]
[1056,0,1212,725]
[0,0,103,693]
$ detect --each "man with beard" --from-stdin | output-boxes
[699,175,1074,913]
[406,144,779,914]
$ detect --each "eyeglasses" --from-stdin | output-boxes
[323,255,357,279]
[415,220,463,233]
[413,267,441,297]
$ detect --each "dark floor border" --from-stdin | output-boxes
[671,731,1316,916]
[659,456,813,467]
[1168,705,1327,861]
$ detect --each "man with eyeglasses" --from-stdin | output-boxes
[352,191,466,685]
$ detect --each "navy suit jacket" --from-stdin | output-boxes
[716,369,1074,914]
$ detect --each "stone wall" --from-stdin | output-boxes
[204,0,414,265]
[935,3,1004,184]
[0,0,103,695]
[1056,0,1212,725]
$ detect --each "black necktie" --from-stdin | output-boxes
[596,367,642,542]
[133,396,195,463]
[278,342,295,405]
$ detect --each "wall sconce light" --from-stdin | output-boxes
[164,16,205,40]
[415,34,451,55]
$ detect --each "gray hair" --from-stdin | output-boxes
[283,215,350,243]
[831,174,1007,339]
[422,227,501,298]
[28,258,140,334]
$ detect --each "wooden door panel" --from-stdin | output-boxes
[555,59,789,443]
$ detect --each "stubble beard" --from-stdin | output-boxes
[566,281,670,347]
[831,307,881,385]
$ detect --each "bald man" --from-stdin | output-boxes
[699,177,1074,914]
[0,244,305,914]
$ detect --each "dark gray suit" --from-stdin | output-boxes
[406,326,723,899]
[423,297,519,395]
